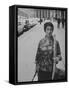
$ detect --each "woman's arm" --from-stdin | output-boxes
[55,41,62,64]
[35,41,41,71]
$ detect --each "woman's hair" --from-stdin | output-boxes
[44,22,54,32]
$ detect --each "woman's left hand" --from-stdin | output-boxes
[53,57,60,64]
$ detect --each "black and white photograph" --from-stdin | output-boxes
[17,7,67,83]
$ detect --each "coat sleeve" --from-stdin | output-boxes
[35,41,42,64]
[56,41,62,60]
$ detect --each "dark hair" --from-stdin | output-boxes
[44,22,54,32]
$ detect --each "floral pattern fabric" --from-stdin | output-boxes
[35,35,61,72]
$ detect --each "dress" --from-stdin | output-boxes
[35,35,65,81]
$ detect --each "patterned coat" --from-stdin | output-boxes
[35,35,61,72]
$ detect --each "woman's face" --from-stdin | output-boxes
[45,26,53,36]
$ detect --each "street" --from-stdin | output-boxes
[18,20,65,82]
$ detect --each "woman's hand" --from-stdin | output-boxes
[53,56,61,64]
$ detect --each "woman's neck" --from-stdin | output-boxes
[45,34,52,39]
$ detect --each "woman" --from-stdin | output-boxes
[35,22,65,81]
